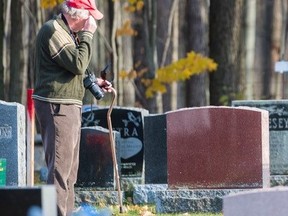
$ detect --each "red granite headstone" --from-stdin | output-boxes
[166,106,270,189]
[76,126,121,189]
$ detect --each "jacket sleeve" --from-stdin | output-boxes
[48,20,94,75]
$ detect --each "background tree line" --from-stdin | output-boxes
[0,0,287,114]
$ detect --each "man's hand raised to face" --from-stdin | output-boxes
[83,16,97,33]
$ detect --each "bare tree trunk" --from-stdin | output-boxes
[171,1,179,111]
[157,0,173,112]
[27,0,42,89]
[177,0,187,108]
[133,0,158,113]
[185,0,209,107]
[89,0,111,72]
[21,1,30,104]
[9,0,26,103]
[109,0,121,107]
[3,0,11,100]
[209,0,244,105]
[254,0,274,99]
[118,1,135,107]
[92,0,111,70]
[282,0,288,98]
[271,0,285,99]
[244,0,256,99]
[0,0,4,100]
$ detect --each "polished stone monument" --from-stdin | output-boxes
[144,114,167,184]
[0,100,26,186]
[232,100,288,176]
[82,107,149,178]
[166,106,270,189]
[77,126,121,189]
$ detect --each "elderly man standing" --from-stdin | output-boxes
[33,1,111,215]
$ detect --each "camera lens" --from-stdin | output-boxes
[83,75,104,100]
[89,83,104,100]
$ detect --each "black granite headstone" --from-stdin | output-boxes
[82,107,149,178]
[77,126,120,189]
[0,185,57,216]
[144,114,167,184]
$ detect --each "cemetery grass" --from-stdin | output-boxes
[109,192,223,216]
[111,204,223,216]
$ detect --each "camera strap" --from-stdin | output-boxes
[85,68,92,76]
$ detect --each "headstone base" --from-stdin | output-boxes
[133,184,168,204]
[75,188,124,206]
[270,175,288,186]
[121,177,144,191]
[132,185,249,214]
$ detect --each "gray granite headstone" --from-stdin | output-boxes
[144,114,167,184]
[232,100,288,175]
[0,100,26,186]
[76,126,121,189]
[223,187,288,216]
[0,185,57,216]
[81,107,149,178]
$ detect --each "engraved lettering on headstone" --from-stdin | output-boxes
[269,117,288,130]
[0,126,12,139]
[82,108,148,177]
[264,105,288,131]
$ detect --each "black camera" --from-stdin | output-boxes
[83,71,104,100]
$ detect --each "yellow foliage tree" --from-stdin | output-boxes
[40,0,64,9]
[124,0,144,12]
[141,51,217,98]
[116,20,137,37]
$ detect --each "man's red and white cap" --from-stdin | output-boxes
[66,0,103,20]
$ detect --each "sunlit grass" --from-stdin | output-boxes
[112,204,223,216]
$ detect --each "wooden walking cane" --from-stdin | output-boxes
[107,87,124,213]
